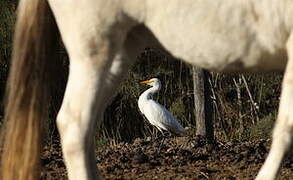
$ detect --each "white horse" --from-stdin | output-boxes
[1,0,292,180]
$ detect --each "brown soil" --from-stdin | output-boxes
[41,136,293,180]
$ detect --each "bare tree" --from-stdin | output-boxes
[192,66,214,140]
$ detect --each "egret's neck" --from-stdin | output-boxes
[138,84,161,114]
[140,84,161,101]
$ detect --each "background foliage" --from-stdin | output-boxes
[0,1,282,145]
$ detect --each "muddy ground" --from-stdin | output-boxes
[41,136,293,180]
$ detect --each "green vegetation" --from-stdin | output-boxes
[0,2,282,145]
[0,1,15,124]
[245,113,276,141]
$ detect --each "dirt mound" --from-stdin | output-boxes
[41,136,293,179]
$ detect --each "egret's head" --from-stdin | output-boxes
[140,78,161,87]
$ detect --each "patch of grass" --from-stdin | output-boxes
[96,138,109,148]
[244,112,276,141]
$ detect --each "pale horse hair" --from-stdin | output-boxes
[1,0,293,180]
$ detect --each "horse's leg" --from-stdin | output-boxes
[256,35,293,180]
[57,48,132,179]
[46,2,136,179]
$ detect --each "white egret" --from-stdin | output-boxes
[138,78,186,135]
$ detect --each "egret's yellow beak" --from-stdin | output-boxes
[140,80,152,84]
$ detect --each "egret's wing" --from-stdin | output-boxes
[144,100,185,134]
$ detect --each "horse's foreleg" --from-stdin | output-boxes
[256,35,293,180]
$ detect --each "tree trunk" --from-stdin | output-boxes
[192,66,214,140]
[233,77,244,136]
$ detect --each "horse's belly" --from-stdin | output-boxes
[173,38,288,72]
[145,0,288,72]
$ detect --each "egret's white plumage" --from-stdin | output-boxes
[138,78,186,135]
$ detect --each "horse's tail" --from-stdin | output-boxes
[1,0,59,179]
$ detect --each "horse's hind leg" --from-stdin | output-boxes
[47,2,135,179]
[52,20,132,180]
[57,61,101,179]
[57,47,132,180]
[256,34,293,180]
